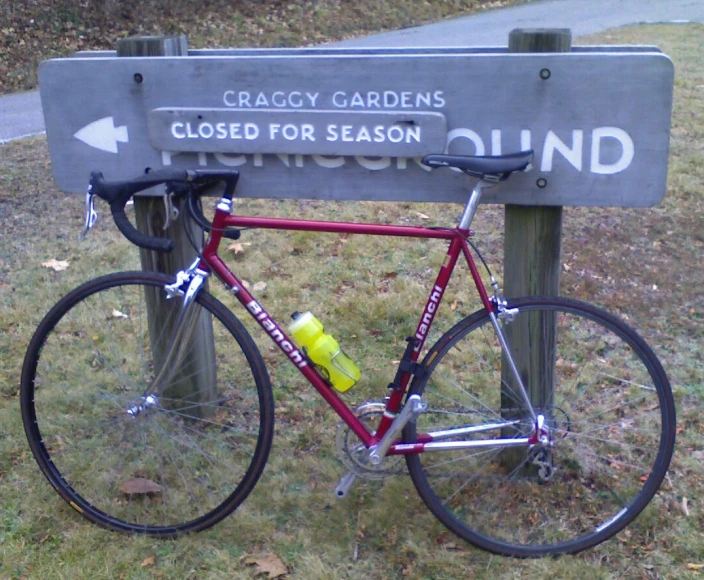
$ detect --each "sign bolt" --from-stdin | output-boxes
[539,68,551,80]
[537,178,548,188]
[134,73,144,84]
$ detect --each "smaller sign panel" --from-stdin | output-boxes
[148,109,447,156]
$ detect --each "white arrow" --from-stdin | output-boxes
[74,117,129,153]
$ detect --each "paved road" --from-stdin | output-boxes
[1,0,703,144]
[332,0,704,47]
[0,91,44,144]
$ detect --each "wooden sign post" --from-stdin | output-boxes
[117,35,216,416]
[501,29,570,465]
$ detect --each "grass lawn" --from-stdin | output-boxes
[1,23,703,580]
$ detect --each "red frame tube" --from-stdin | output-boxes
[199,204,495,449]
[223,214,457,239]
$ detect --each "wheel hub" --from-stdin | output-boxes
[126,394,159,417]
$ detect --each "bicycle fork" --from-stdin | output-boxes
[127,261,209,416]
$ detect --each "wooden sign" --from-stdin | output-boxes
[39,46,673,206]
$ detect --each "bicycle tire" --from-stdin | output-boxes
[21,271,274,536]
[404,296,675,557]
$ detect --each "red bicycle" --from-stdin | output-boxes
[20,152,675,557]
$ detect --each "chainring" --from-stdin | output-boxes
[335,401,405,480]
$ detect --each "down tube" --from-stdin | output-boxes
[208,254,376,447]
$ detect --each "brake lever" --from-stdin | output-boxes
[81,191,98,239]
[162,189,180,230]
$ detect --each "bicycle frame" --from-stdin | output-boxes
[189,180,540,459]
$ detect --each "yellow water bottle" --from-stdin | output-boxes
[288,312,361,392]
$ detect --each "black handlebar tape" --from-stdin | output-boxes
[89,168,239,252]
[190,169,240,199]
[110,203,174,253]
[89,170,189,253]
[89,169,191,204]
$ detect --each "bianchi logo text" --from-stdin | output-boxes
[414,285,443,352]
[247,300,308,368]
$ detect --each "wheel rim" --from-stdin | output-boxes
[407,299,674,555]
[23,275,271,533]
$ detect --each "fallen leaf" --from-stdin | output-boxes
[141,555,157,567]
[682,497,690,517]
[434,532,455,546]
[245,553,287,578]
[687,563,704,570]
[253,281,267,292]
[110,309,129,319]
[120,478,164,495]
[443,542,459,550]
[41,259,69,271]
[415,212,430,220]
[227,242,251,255]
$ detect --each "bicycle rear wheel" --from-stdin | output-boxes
[21,271,274,535]
[404,297,675,557]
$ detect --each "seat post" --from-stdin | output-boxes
[458,178,496,231]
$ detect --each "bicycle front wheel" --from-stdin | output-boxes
[405,297,675,557]
[21,271,274,535]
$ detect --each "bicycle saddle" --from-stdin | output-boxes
[422,151,533,180]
